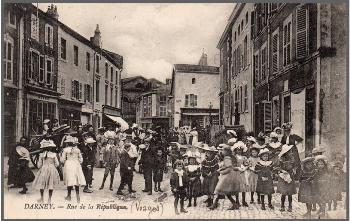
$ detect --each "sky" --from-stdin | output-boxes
[38,3,234,82]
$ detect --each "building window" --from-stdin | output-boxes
[38,56,45,83]
[192,78,196,84]
[254,52,259,85]
[105,84,108,105]
[188,94,197,107]
[243,36,247,68]
[84,84,92,103]
[261,45,267,81]
[105,62,108,79]
[147,96,152,116]
[185,95,189,107]
[8,10,16,28]
[283,14,292,66]
[73,45,79,66]
[45,24,53,48]
[245,12,249,25]
[110,87,113,106]
[160,106,166,116]
[86,52,90,71]
[30,50,39,80]
[4,36,14,81]
[240,86,243,113]
[272,96,280,128]
[143,97,147,117]
[115,70,118,84]
[115,87,118,107]
[28,100,56,136]
[244,84,248,112]
[60,78,65,95]
[234,31,237,41]
[71,80,81,100]
[296,5,309,59]
[238,24,241,36]
[110,67,113,82]
[46,58,53,86]
[31,14,39,41]
[95,79,100,102]
[272,29,279,75]
[60,38,66,60]
[283,94,291,123]
[241,20,244,30]
[96,55,100,73]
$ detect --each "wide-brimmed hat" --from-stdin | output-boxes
[104,131,117,139]
[132,123,138,128]
[250,143,263,152]
[282,122,293,131]
[43,119,50,124]
[139,144,146,149]
[273,127,282,133]
[40,139,56,149]
[227,130,237,137]
[16,146,30,160]
[258,148,270,156]
[64,135,77,144]
[232,141,248,152]
[314,155,328,164]
[247,136,257,143]
[183,151,197,158]
[64,128,77,135]
[98,127,105,131]
[270,132,279,138]
[312,147,326,155]
[278,144,294,158]
[227,138,237,145]
[85,137,96,144]
[217,143,228,150]
[206,146,218,152]
[301,157,314,164]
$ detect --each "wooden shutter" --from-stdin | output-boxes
[79,82,82,100]
[49,26,53,47]
[263,101,272,132]
[90,86,93,103]
[296,5,308,59]
[272,32,278,75]
[84,84,87,102]
[71,80,75,98]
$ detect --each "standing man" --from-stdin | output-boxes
[82,137,96,193]
[116,143,136,195]
[139,141,155,195]
[95,127,106,168]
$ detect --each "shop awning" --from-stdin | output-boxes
[105,114,129,131]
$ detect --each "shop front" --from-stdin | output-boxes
[4,87,18,154]
[180,108,219,128]
[58,99,82,130]
[102,105,129,131]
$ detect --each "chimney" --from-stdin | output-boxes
[46,4,59,20]
[91,24,101,48]
[198,52,208,66]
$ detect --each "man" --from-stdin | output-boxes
[82,137,96,193]
[124,134,139,171]
[116,143,136,195]
[95,127,106,168]
[139,141,155,195]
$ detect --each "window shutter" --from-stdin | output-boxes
[71,80,75,98]
[79,82,82,100]
[263,101,272,132]
[272,33,278,75]
[45,26,48,44]
[84,84,87,102]
[50,27,53,47]
[296,5,308,59]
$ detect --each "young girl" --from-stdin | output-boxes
[255,148,275,210]
[266,132,282,164]
[298,157,316,218]
[170,160,189,215]
[247,146,260,204]
[185,153,201,207]
[312,155,331,217]
[276,144,298,212]
[233,141,249,207]
[154,148,166,192]
[99,135,120,191]
[201,145,219,207]
[328,161,344,211]
[61,136,86,203]
[32,140,60,203]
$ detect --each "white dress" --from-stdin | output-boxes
[32,152,60,190]
[61,146,86,186]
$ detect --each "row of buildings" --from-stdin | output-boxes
[217,3,346,156]
[3,4,123,153]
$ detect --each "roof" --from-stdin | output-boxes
[173,64,219,74]
[121,76,147,84]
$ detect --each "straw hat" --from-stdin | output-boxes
[282,122,293,131]
[258,148,270,156]
[43,119,50,124]
[227,130,237,137]
[273,127,282,133]
[270,132,279,138]
[232,141,248,152]
[312,147,326,155]
[16,146,30,160]
[64,135,76,143]
[247,136,257,143]
[40,139,56,149]
[85,137,96,144]
[104,130,117,139]
[139,144,146,149]
[227,138,237,145]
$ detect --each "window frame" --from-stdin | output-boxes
[8,10,16,28]
[86,52,91,71]
[39,55,45,83]
[4,35,14,81]
[44,24,53,48]
[73,45,79,66]
[283,14,292,66]
[60,38,67,60]
[272,28,279,76]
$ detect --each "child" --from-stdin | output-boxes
[276,144,298,212]
[247,146,260,204]
[266,132,282,164]
[328,161,344,210]
[312,155,331,217]
[81,137,96,193]
[154,148,166,192]
[170,160,189,215]
[99,135,120,191]
[298,157,316,218]
[255,148,275,210]
[61,136,86,203]
[310,146,326,211]
[201,145,219,207]
[233,141,249,207]
[32,140,60,203]
[185,153,201,207]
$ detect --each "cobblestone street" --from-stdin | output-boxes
[4,164,347,219]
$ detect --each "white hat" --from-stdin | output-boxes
[104,131,117,139]
[314,155,328,164]
[227,138,237,145]
[85,137,96,144]
[132,123,138,128]
[278,144,294,158]
[270,132,279,138]
[183,151,196,158]
[232,141,248,152]
[139,144,146,149]
[247,136,257,143]
[43,119,50,124]
[40,139,56,149]
[312,147,326,155]
[64,135,76,143]
[16,146,30,160]
[258,148,270,156]
[227,130,237,137]
[273,127,282,133]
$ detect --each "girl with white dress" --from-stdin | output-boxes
[61,136,86,203]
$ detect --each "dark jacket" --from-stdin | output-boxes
[170,171,189,189]
[119,150,134,173]
[81,145,95,167]
[281,134,303,146]
[140,148,155,169]
[103,145,120,167]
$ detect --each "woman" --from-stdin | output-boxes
[61,136,86,203]
[201,145,219,207]
[210,147,240,210]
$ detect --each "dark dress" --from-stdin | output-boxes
[255,161,275,195]
[328,168,344,202]
[298,168,316,203]
[170,170,189,198]
[81,145,95,185]
[186,164,202,197]
[7,145,20,186]
[276,160,297,195]
[312,168,331,203]
[201,157,219,195]
[153,155,166,182]
[9,148,35,187]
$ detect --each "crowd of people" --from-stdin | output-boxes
[6,120,346,217]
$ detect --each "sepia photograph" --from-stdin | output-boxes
[1,1,348,219]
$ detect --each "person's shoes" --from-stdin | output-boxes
[280,206,285,212]
[129,189,136,193]
[65,196,71,201]
[158,188,163,192]
[287,206,292,212]
[203,198,210,203]
[89,184,93,188]
[209,203,218,210]
[83,188,93,193]
[116,191,124,195]
[242,201,249,207]
[268,204,274,210]
[175,208,180,215]
[180,208,188,213]
[109,187,113,191]
[250,200,254,204]
[19,189,27,194]
[99,186,104,190]
[261,204,266,210]
[206,198,213,207]
[147,191,152,195]
[194,201,197,207]
[188,202,192,207]
[142,189,149,192]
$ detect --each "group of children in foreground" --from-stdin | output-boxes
[169,130,345,217]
